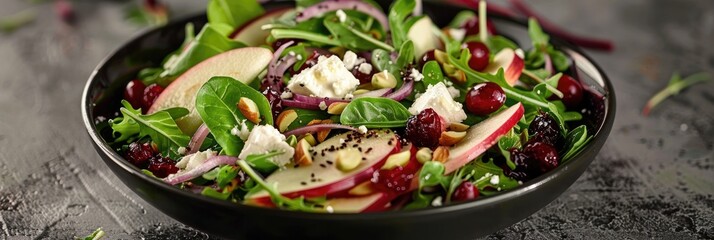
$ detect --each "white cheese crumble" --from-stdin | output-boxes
[336,9,347,23]
[280,91,293,99]
[358,125,368,134]
[230,119,251,141]
[431,196,443,207]
[177,147,187,155]
[176,150,217,171]
[319,101,327,110]
[238,125,295,168]
[409,68,424,82]
[286,55,360,98]
[447,86,460,99]
[345,93,354,99]
[515,48,525,59]
[490,175,500,185]
[408,82,467,123]
[326,205,334,213]
[358,63,373,74]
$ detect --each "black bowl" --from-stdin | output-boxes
[81,1,615,239]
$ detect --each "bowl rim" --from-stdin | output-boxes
[81,2,616,220]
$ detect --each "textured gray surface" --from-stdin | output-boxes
[0,0,713,239]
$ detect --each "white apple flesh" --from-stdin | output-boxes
[319,192,392,213]
[148,47,273,134]
[484,48,525,86]
[407,16,443,59]
[230,8,291,46]
[246,130,400,204]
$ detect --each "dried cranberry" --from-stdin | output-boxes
[372,149,420,194]
[465,82,506,116]
[462,17,497,36]
[404,109,447,148]
[523,141,559,173]
[147,156,179,178]
[506,148,539,181]
[463,42,490,71]
[124,80,146,109]
[125,142,154,168]
[263,86,283,121]
[528,111,562,147]
[420,50,437,67]
[550,74,583,109]
[451,181,479,202]
[142,84,164,111]
[351,64,374,84]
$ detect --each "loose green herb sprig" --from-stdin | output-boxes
[642,72,712,116]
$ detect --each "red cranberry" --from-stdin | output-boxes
[523,141,559,173]
[451,181,479,201]
[147,156,179,178]
[506,148,537,181]
[420,50,437,66]
[142,84,164,111]
[372,150,420,194]
[462,17,497,36]
[351,64,374,84]
[125,142,155,168]
[404,109,447,148]
[465,82,506,116]
[528,111,562,147]
[462,42,490,71]
[124,80,146,109]
[551,74,583,109]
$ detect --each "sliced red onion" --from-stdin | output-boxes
[275,55,298,79]
[266,40,295,88]
[355,88,393,98]
[163,156,238,185]
[385,80,414,101]
[543,52,553,75]
[282,93,351,110]
[283,124,358,137]
[296,0,390,31]
[187,123,210,155]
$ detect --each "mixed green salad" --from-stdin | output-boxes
[105,0,604,212]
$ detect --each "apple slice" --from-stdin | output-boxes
[148,47,272,134]
[407,16,444,59]
[247,130,400,202]
[319,192,392,213]
[230,8,290,46]
[444,103,524,173]
[484,48,525,86]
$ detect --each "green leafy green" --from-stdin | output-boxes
[405,161,449,209]
[396,40,415,69]
[643,72,712,116]
[561,125,593,162]
[195,77,273,157]
[470,157,520,196]
[76,228,105,240]
[447,10,476,28]
[201,187,232,200]
[371,49,401,78]
[388,0,416,48]
[245,151,282,174]
[340,97,411,128]
[238,159,320,212]
[284,108,331,131]
[296,0,322,7]
[110,101,190,157]
[215,165,239,188]
[207,0,264,29]
[497,129,520,170]
[323,16,393,51]
[485,35,519,54]
[0,9,35,34]
[528,18,549,49]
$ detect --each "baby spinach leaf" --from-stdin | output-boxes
[371,49,400,77]
[195,77,273,157]
[561,125,593,162]
[207,0,264,29]
[340,97,411,128]
[245,151,282,174]
[215,165,239,188]
[285,108,331,131]
[112,101,190,157]
[396,40,415,69]
[470,157,520,196]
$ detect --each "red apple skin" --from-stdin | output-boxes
[485,49,525,86]
[504,54,525,86]
[229,8,291,46]
[247,134,401,203]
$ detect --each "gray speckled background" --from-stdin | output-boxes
[0,0,712,239]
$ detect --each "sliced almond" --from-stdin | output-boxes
[276,109,298,132]
[237,97,261,124]
[316,119,333,142]
[381,150,411,170]
[294,139,313,166]
[336,148,362,172]
[416,147,433,164]
[433,146,449,163]
[434,49,449,64]
[449,122,470,132]
[348,181,376,196]
[353,89,370,95]
[439,131,467,146]
[307,119,323,126]
[327,102,348,115]
[300,133,317,146]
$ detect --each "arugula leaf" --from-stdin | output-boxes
[207,0,264,29]
[548,47,569,72]
[245,151,282,174]
[528,18,549,50]
[201,187,232,200]
[111,101,190,157]
[238,159,320,212]
[340,97,411,128]
[195,77,273,157]
[388,0,416,48]
[323,16,393,51]
[643,72,712,116]
[497,129,520,170]
[160,23,246,79]
[486,35,519,54]
[405,161,449,209]
[271,28,341,46]
[561,125,593,162]
[470,157,520,196]
[76,228,105,240]
[215,165,239,188]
